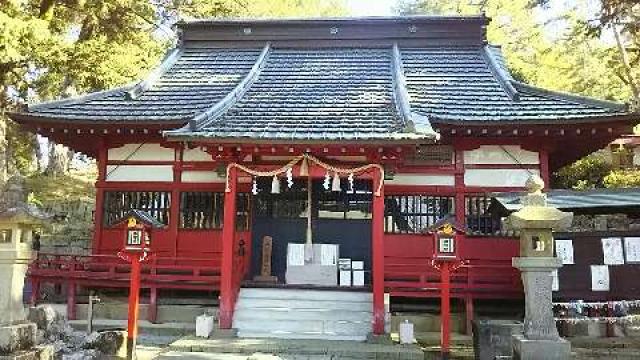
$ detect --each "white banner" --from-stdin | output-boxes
[555,239,574,265]
[591,265,610,291]
[602,237,625,265]
[624,237,640,263]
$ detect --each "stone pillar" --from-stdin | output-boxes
[506,175,573,360]
[0,176,52,358]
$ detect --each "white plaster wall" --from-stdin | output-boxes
[464,169,540,187]
[108,144,175,162]
[385,174,455,186]
[181,171,225,183]
[183,148,213,162]
[464,145,539,165]
[106,165,173,182]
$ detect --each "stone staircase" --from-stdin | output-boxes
[232,288,373,341]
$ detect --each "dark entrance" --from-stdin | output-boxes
[250,178,373,284]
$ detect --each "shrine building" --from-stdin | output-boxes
[9,16,639,339]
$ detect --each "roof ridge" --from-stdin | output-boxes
[126,47,184,100]
[481,45,519,101]
[511,81,629,111]
[186,42,271,131]
[27,83,135,111]
[391,43,438,140]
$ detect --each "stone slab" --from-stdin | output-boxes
[169,336,424,360]
[0,323,36,354]
[0,344,54,360]
[513,334,570,360]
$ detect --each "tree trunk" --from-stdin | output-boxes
[0,116,7,184]
[46,142,73,177]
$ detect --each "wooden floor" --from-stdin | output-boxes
[241,281,372,292]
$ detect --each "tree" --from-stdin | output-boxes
[1,0,348,183]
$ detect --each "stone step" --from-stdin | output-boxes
[239,288,372,302]
[168,336,424,359]
[391,313,466,333]
[233,318,371,337]
[233,288,374,341]
[234,308,371,322]
[235,298,372,311]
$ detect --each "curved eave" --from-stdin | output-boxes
[8,111,188,128]
[428,113,638,126]
[163,132,437,145]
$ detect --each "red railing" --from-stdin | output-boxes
[385,256,522,299]
[28,253,221,291]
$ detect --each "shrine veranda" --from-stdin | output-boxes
[9,16,638,334]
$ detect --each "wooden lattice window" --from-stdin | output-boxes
[180,192,251,231]
[384,195,454,234]
[465,195,502,236]
[103,191,171,227]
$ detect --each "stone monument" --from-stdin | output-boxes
[0,176,51,359]
[506,175,573,360]
[253,236,277,283]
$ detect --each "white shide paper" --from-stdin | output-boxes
[287,243,305,266]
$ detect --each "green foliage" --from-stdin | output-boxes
[604,169,640,188]
[553,153,613,190]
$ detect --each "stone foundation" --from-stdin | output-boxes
[512,334,571,360]
[0,345,54,360]
[0,323,36,355]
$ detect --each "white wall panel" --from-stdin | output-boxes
[106,165,173,182]
[183,148,213,162]
[108,144,174,162]
[181,171,225,183]
[464,145,539,165]
[385,174,455,186]
[464,169,540,187]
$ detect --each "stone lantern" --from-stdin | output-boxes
[506,175,573,360]
[0,176,51,357]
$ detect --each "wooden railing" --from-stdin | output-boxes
[28,253,221,291]
[385,256,522,299]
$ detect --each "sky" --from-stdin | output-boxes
[348,0,396,16]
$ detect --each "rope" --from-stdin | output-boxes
[225,153,385,196]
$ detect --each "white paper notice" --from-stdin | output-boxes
[321,244,338,266]
[624,237,640,263]
[287,243,305,266]
[555,239,574,265]
[552,270,559,291]
[591,265,610,291]
[602,237,625,265]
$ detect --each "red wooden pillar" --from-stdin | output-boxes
[539,148,550,190]
[148,287,158,323]
[170,145,183,259]
[66,281,77,320]
[372,170,385,335]
[441,262,452,359]
[30,278,40,306]
[93,141,107,253]
[126,257,142,360]
[219,166,238,329]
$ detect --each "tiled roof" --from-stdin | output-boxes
[11,16,634,142]
[176,48,409,141]
[22,48,263,122]
[491,188,640,214]
[401,47,628,124]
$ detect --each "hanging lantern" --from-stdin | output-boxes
[252,177,258,195]
[271,175,281,194]
[332,172,341,192]
[348,173,355,193]
[323,171,331,190]
[286,167,293,188]
[299,156,309,177]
